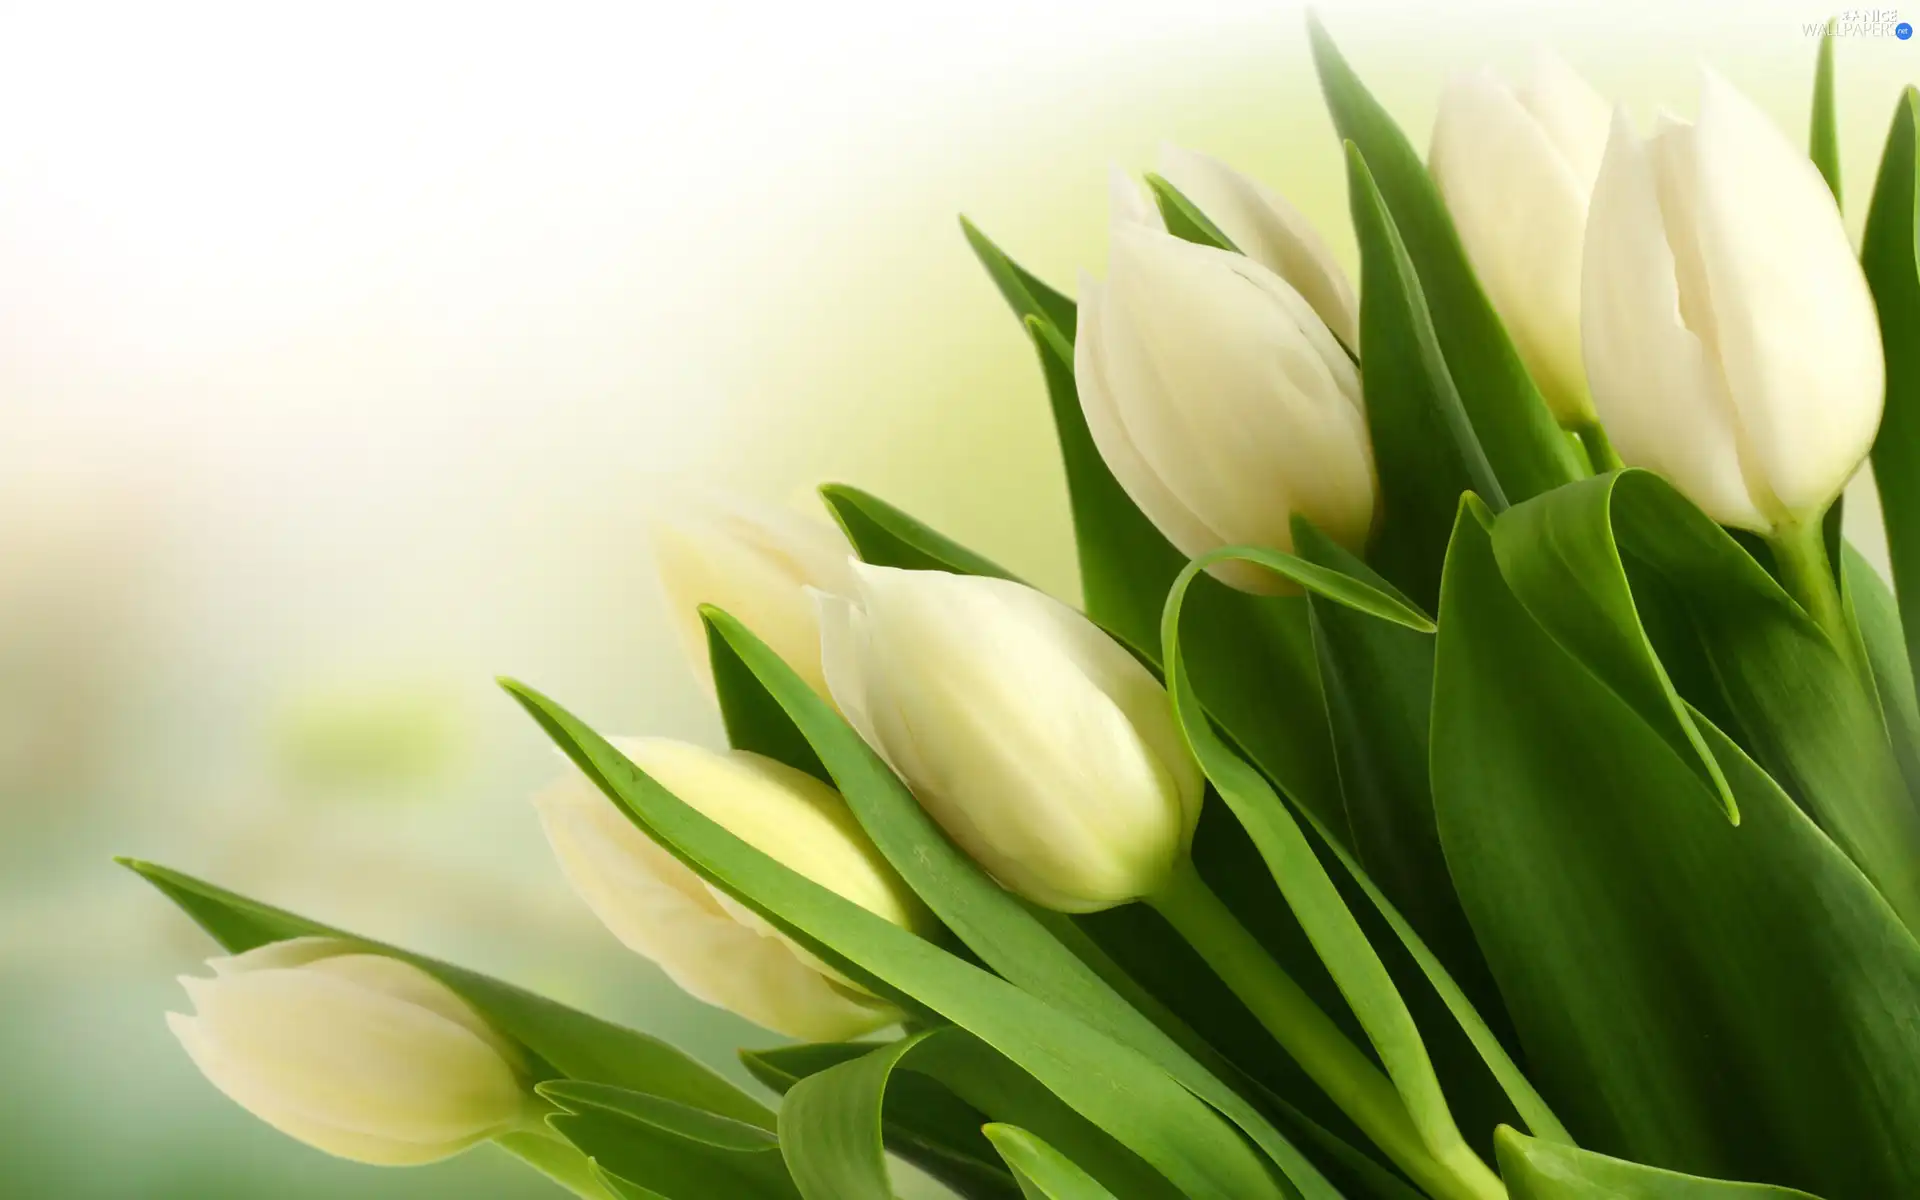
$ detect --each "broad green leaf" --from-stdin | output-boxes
[1432,500,1920,1193]
[745,1042,1020,1200]
[592,1165,670,1200]
[984,1125,1123,1200]
[1842,545,1920,801]
[504,681,1293,1200]
[1309,17,1580,506]
[550,1107,798,1200]
[1810,21,1841,204]
[1489,470,1920,933]
[780,1029,1181,1200]
[819,483,1019,580]
[1144,174,1240,251]
[1346,142,1504,612]
[1864,89,1920,695]
[701,606,1337,1198]
[1159,555,1500,1199]
[118,858,773,1128]
[1495,1129,1824,1200]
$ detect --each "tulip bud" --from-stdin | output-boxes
[815,564,1204,913]
[536,738,932,1041]
[1075,223,1376,594]
[1580,72,1883,531]
[652,501,857,700]
[1429,53,1611,424]
[1154,144,1360,349]
[168,939,533,1165]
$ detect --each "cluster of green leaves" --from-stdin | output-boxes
[128,19,1920,1200]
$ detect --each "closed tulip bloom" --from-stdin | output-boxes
[1430,53,1611,424]
[536,737,932,1041]
[816,565,1204,913]
[1076,223,1376,594]
[1155,144,1359,348]
[1581,72,1883,531]
[168,939,533,1166]
[652,501,856,700]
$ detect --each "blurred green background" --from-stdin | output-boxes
[1,0,1913,1194]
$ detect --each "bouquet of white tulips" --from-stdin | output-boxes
[130,17,1920,1200]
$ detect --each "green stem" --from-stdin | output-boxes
[1769,516,1862,678]
[1149,861,1504,1200]
[1572,420,1625,473]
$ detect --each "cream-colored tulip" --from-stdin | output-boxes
[1076,223,1376,594]
[536,737,931,1041]
[1154,144,1359,348]
[168,939,533,1165]
[1581,72,1883,531]
[1430,53,1612,424]
[652,500,856,699]
[816,564,1204,913]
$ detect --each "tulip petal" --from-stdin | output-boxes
[1582,109,1766,528]
[1431,66,1603,422]
[1072,275,1231,566]
[850,565,1195,912]
[1157,143,1360,348]
[1685,68,1884,518]
[1099,228,1374,572]
[535,768,901,1041]
[1108,164,1164,230]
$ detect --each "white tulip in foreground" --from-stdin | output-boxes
[1430,53,1611,425]
[1581,71,1884,534]
[1154,144,1360,348]
[169,939,533,1165]
[652,500,857,700]
[816,565,1204,913]
[1076,223,1377,593]
[536,737,931,1040]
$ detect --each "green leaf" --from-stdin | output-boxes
[745,1042,1021,1200]
[117,858,774,1128]
[550,1108,798,1200]
[592,1165,671,1200]
[984,1125,1123,1200]
[1346,142,1505,612]
[1864,89,1920,697]
[1309,16,1580,506]
[700,606,1336,1198]
[1842,545,1920,802]
[497,1131,621,1200]
[1488,470,1920,933]
[1143,174,1240,252]
[1158,553,1498,1195]
[503,680,1294,1200]
[1495,1129,1825,1200]
[540,1082,781,1152]
[1810,21,1841,205]
[1431,499,1920,1192]
[960,216,1077,339]
[779,1028,1181,1200]
[819,483,1019,580]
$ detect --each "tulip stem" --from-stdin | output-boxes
[1769,518,1860,676]
[1149,861,1505,1200]
[1572,421,1625,473]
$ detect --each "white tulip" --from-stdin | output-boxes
[1430,53,1612,424]
[1154,144,1360,349]
[1076,223,1376,594]
[1581,72,1884,531]
[168,939,533,1166]
[536,737,932,1041]
[816,565,1204,913]
[652,500,856,699]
